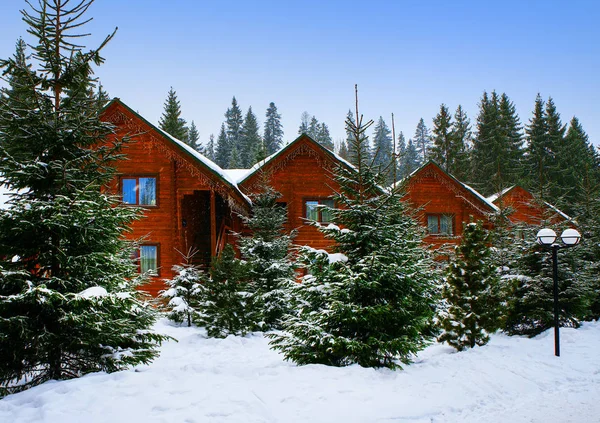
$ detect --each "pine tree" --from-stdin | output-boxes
[224,97,243,168]
[159,87,188,142]
[159,251,205,327]
[316,122,334,150]
[430,104,454,172]
[199,244,259,337]
[471,91,522,196]
[346,109,371,166]
[450,105,471,180]
[187,121,201,152]
[205,134,216,161]
[238,186,296,330]
[0,0,167,395]
[240,107,262,168]
[298,111,310,135]
[337,139,350,161]
[413,118,432,164]
[264,102,283,155]
[524,94,551,198]
[438,221,500,351]
[270,88,438,369]
[371,116,394,183]
[214,124,229,168]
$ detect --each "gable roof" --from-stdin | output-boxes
[101,99,251,207]
[399,160,499,213]
[487,185,572,222]
[238,133,355,186]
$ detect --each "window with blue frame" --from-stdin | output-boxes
[121,176,157,206]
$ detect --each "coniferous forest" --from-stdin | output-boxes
[1,0,599,400]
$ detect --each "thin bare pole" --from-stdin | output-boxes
[391,112,397,185]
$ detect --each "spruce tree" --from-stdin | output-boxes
[371,116,394,183]
[0,0,167,395]
[346,109,371,166]
[401,139,420,178]
[430,104,454,172]
[238,186,296,330]
[337,140,350,161]
[205,133,216,161]
[450,105,471,180]
[199,244,259,337]
[159,87,188,142]
[270,88,438,368]
[224,97,243,168]
[159,254,205,327]
[263,102,283,155]
[438,221,500,351]
[214,123,229,168]
[544,97,567,202]
[308,116,320,139]
[187,121,201,152]
[395,131,407,179]
[524,94,551,198]
[240,107,262,168]
[413,118,432,164]
[298,111,310,135]
[316,122,334,150]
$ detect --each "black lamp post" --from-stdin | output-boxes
[536,228,581,357]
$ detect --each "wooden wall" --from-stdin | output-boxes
[240,137,340,252]
[493,186,567,226]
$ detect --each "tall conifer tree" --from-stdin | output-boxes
[413,118,432,164]
[0,0,166,395]
[316,122,334,150]
[371,116,394,183]
[159,87,188,142]
[264,102,283,155]
[450,105,472,180]
[430,104,454,171]
[240,106,262,168]
[214,124,229,168]
[187,121,201,152]
[224,97,243,168]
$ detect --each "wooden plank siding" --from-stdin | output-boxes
[490,186,570,226]
[239,135,342,252]
[100,100,249,296]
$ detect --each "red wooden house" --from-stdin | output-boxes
[486,185,571,226]
[400,161,498,248]
[99,99,569,295]
[101,99,250,295]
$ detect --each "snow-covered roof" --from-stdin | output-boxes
[222,169,252,185]
[238,133,357,185]
[460,182,500,212]
[486,186,515,204]
[544,201,572,222]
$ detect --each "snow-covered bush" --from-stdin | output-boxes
[160,264,205,327]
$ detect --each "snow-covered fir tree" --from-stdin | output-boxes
[187,121,201,153]
[0,0,167,395]
[205,133,216,161]
[199,244,259,337]
[238,185,296,330]
[413,118,432,164]
[159,87,189,143]
[270,87,439,368]
[159,251,206,327]
[263,102,284,155]
[438,221,500,351]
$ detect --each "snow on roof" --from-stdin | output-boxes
[486,186,515,204]
[544,201,572,221]
[240,134,358,184]
[460,182,500,212]
[152,126,251,204]
[222,168,252,184]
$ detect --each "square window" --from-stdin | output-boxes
[121,176,157,206]
[427,214,454,236]
[305,198,335,223]
[139,245,158,275]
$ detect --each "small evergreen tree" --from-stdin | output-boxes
[205,134,216,161]
[238,186,296,330]
[199,244,258,337]
[337,139,350,161]
[159,251,205,327]
[159,87,188,142]
[264,102,283,155]
[438,221,500,351]
[270,87,438,369]
[0,0,167,395]
[187,121,201,152]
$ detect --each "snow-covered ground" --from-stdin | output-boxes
[1,320,599,423]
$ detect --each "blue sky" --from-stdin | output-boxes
[1,0,598,150]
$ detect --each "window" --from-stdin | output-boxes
[427,214,454,236]
[121,176,157,206]
[137,245,158,276]
[305,199,334,223]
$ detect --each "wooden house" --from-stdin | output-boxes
[100,99,250,295]
[401,161,498,248]
[487,185,571,226]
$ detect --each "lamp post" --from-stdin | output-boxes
[536,228,581,357]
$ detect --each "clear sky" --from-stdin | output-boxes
[1,0,599,150]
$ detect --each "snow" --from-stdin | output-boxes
[78,286,108,298]
[223,168,252,184]
[1,319,599,423]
